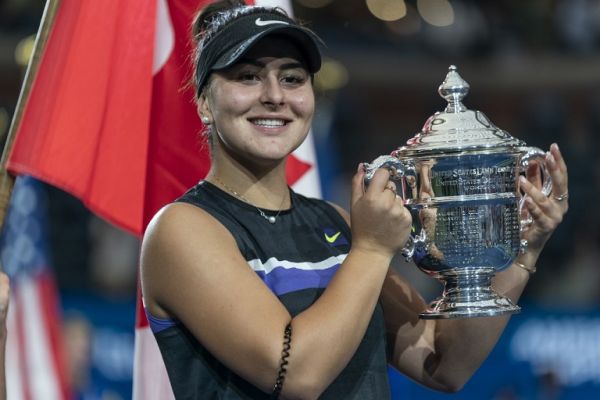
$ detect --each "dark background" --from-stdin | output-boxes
[1,0,599,399]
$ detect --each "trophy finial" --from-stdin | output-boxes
[438,65,470,113]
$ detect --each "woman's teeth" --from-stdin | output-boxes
[252,119,286,127]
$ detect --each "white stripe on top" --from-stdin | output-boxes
[247,254,348,274]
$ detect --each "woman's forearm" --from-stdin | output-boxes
[283,248,392,398]
[427,259,532,391]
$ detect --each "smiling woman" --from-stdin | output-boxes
[198,36,316,166]
[139,1,568,399]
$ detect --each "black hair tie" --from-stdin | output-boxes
[271,322,292,399]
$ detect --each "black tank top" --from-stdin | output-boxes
[150,181,390,399]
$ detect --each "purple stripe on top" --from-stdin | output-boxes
[255,263,341,297]
[145,309,178,333]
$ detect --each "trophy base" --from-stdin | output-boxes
[419,267,521,319]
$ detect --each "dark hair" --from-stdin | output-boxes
[190,1,322,152]
[192,0,247,43]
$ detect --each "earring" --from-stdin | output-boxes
[201,116,210,125]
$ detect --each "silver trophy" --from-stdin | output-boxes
[364,66,552,319]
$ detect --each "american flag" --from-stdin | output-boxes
[1,176,69,400]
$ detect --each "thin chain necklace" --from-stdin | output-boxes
[212,177,287,224]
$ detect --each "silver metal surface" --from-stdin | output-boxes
[400,65,525,156]
[364,66,553,319]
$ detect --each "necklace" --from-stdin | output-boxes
[212,177,287,224]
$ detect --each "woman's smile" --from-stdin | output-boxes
[199,35,315,164]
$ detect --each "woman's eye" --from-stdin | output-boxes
[282,74,306,85]
[239,73,259,82]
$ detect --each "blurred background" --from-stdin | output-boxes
[1,0,599,399]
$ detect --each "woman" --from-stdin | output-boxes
[140,1,569,399]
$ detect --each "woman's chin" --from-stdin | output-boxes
[249,144,300,164]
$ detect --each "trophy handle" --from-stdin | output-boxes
[518,147,553,251]
[362,155,424,261]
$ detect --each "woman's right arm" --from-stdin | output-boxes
[141,168,411,399]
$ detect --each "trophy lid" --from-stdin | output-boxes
[399,65,525,156]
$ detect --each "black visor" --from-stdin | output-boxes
[195,10,323,96]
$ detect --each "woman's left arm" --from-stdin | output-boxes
[383,143,568,392]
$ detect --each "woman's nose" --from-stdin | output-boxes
[260,76,284,107]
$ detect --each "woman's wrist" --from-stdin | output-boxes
[513,249,541,276]
[348,245,395,267]
[513,261,536,275]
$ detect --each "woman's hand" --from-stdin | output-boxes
[519,143,569,257]
[0,272,9,334]
[350,165,412,259]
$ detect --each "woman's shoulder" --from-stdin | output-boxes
[143,182,246,257]
[144,201,226,244]
[176,181,218,207]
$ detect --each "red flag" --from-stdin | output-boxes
[7,0,157,235]
[7,0,321,398]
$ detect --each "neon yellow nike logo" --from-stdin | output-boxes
[324,231,341,244]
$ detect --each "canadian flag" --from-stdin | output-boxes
[6,0,320,398]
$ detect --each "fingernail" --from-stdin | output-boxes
[547,152,556,168]
[525,197,534,208]
[551,143,559,152]
[519,176,528,185]
[357,163,364,172]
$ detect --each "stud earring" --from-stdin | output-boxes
[201,116,210,125]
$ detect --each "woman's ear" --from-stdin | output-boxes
[197,91,213,125]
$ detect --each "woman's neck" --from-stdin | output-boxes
[205,161,290,210]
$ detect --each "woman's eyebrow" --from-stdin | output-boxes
[237,59,265,67]
[236,60,307,70]
[280,62,306,70]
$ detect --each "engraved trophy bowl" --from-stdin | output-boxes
[364,65,552,319]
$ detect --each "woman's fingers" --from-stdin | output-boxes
[520,159,566,236]
[353,165,403,209]
[547,143,569,205]
[384,180,397,196]
[550,143,568,173]
[0,272,9,322]
[366,168,391,195]
[520,176,560,220]
[523,196,554,231]
[520,176,547,206]
[351,163,366,207]
[350,166,411,256]
[526,163,542,190]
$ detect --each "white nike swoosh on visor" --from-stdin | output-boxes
[255,18,289,27]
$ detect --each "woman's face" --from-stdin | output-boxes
[199,35,315,166]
